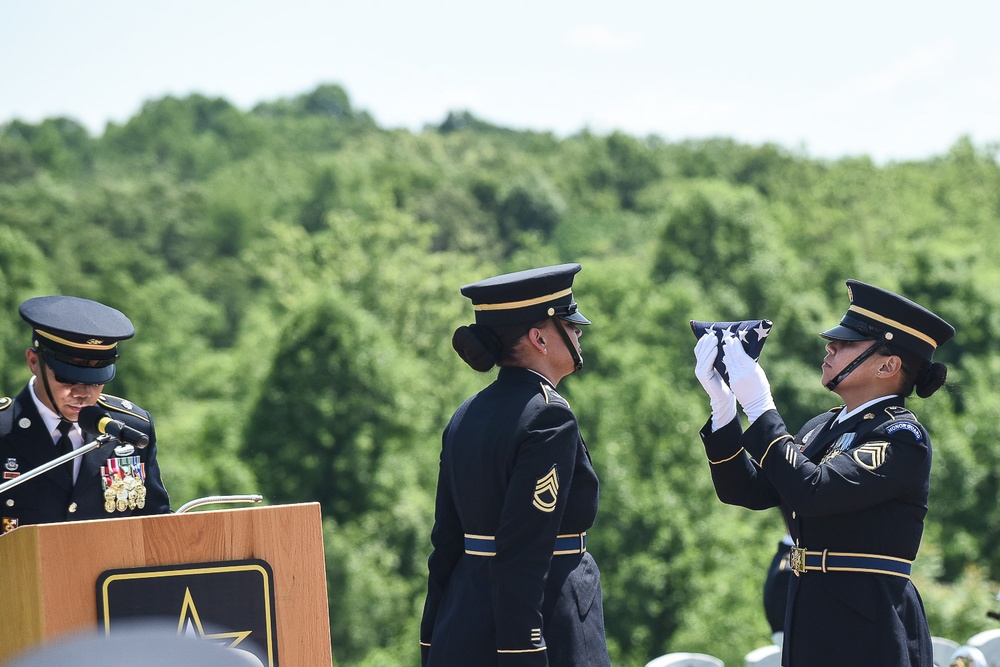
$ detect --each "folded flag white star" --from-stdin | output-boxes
[690,319,773,385]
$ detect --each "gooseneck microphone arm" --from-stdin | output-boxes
[0,435,112,496]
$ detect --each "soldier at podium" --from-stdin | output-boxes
[0,296,170,533]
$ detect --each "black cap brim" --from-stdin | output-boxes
[561,310,591,326]
[820,324,873,342]
[45,357,116,385]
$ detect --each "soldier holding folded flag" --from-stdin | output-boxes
[0,296,170,533]
[693,280,955,666]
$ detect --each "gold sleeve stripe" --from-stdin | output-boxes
[709,448,745,465]
[498,647,547,654]
[759,435,794,467]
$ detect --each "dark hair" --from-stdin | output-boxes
[886,346,948,398]
[452,320,548,371]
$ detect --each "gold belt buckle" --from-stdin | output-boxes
[790,546,806,576]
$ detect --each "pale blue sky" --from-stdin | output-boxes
[2,0,998,162]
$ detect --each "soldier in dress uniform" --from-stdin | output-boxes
[0,296,170,532]
[420,264,611,667]
[694,279,955,666]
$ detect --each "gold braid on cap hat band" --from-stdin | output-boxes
[34,329,119,351]
[847,305,938,348]
[473,288,573,312]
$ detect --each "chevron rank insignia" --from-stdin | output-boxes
[853,442,889,470]
[532,466,559,512]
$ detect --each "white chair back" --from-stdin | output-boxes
[645,652,725,667]
[967,628,1000,665]
[946,644,988,667]
[744,643,781,667]
[931,636,959,666]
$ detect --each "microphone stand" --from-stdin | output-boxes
[0,435,113,495]
[0,437,265,515]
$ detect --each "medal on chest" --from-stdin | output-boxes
[101,456,147,513]
[820,432,856,464]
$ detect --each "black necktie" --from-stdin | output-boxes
[55,420,74,485]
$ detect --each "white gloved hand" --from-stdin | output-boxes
[694,333,737,430]
[722,335,775,423]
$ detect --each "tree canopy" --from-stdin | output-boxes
[2,84,998,666]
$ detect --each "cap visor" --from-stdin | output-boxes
[561,311,591,326]
[820,324,872,342]
[46,358,115,385]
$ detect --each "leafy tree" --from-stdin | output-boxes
[604,131,662,210]
[0,224,54,390]
[1,117,94,177]
[2,86,998,666]
[242,291,414,522]
[496,172,566,254]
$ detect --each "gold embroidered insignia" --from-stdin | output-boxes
[864,413,875,420]
[853,442,889,470]
[532,466,559,512]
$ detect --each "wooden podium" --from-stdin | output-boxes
[0,502,332,665]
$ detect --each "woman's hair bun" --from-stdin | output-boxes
[916,361,948,398]
[452,324,502,372]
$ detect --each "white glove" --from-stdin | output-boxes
[722,336,775,423]
[694,333,737,431]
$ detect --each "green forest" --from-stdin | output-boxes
[1,83,998,666]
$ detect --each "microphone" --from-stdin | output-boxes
[78,405,149,449]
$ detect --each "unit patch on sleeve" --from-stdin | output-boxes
[885,421,923,441]
[532,465,559,512]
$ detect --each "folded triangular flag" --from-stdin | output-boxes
[690,319,773,385]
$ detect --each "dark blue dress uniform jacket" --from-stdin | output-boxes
[421,367,610,666]
[0,386,170,528]
[701,397,934,666]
